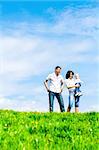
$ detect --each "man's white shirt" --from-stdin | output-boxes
[46,72,64,93]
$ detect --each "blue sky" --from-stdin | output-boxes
[0,0,99,112]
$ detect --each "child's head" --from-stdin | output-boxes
[75,73,80,79]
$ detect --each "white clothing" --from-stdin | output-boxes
[46,72,64,93]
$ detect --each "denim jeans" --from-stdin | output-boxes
[68,91,74,108]
[48,91,65,112]
[68,91,80,108]
[75,96,80,107]
[75,83,81,93]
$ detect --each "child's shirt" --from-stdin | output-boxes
[75,79,83,85]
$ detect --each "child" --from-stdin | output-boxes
[74,73,83,97]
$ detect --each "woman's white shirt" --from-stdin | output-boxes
[65,78,75,92]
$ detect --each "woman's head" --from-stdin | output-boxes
[66,70,74,79]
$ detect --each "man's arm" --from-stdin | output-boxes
[60,80,64,92]
[44,80,50,92]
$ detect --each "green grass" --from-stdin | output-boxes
[0,110,99,150]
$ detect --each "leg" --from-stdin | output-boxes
[49,91,55,112]
[67,95,71,112]
[75,83,79,93]
[75,107,79,113]
[77,83,82,93]
[55,93,65,112]
[75,96,80,113]
[67,106,71,112]
[67,92,74,112]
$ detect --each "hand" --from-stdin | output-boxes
[75,85,80,88]
[60,89,63,93]
[47,88,50,92]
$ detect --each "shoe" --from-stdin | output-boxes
[78,92,83,96]
[75,92,79,96]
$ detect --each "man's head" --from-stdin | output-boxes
[55,66,61,76]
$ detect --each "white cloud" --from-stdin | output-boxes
[0,96,36,112]
[83,105,99,112]
[0,4,99,111]
[0,33,96,98]
[51,7,99,36]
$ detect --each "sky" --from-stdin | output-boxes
[0,0,99,112]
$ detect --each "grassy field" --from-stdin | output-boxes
[0,110,98,150]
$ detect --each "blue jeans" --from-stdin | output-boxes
[68,91,74,108]
[75,83,81,93]
[49,91,65,112]
[75,96,80,107]
[68,91,80,108]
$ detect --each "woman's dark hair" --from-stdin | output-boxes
[55,66,61,70]
[66,70,74,79]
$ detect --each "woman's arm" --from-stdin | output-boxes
[67,84,80,89]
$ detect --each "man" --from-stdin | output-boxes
[44,66,65,112]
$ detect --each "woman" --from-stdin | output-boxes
[65,70,80,112]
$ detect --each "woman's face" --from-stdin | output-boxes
[69,72,73,79]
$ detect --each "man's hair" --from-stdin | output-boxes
[55,66,61,70]
[66,70,74,79]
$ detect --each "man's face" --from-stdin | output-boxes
[55,68,61,76]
